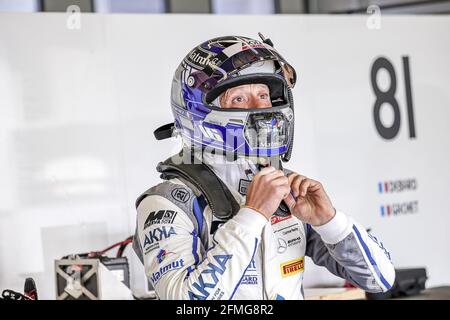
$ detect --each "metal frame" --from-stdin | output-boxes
[55,259,100,300]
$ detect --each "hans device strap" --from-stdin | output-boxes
[157,152,240,220]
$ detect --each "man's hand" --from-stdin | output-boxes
[245,167,291,220]
[284,173,336,226]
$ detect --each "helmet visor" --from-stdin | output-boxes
[185,44,297,97]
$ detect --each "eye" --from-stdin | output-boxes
[259,93,269,100]
[232,96,245,104]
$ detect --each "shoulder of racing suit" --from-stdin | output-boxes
[132,177,268,300]
[132,151,241,262]
[132,179,208,265]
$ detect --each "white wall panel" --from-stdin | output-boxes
[0,13,449,298]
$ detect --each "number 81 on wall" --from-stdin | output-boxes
[370,56,416,140]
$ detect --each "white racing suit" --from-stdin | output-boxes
[133,153,395,300]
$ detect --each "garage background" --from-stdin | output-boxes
[0,0,449,299]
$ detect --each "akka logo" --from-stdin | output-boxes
[156,249,174,263]
[143,226,176,248]
[280,257,304,278]
[380,201,418,217]
[271,214,291,225]
[188,254,232,300]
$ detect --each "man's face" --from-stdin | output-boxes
[219,83,272,109]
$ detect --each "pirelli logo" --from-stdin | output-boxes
[280,257,304,278]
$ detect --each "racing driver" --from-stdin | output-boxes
[132,34,395,300]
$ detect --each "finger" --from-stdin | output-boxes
[272,175,289,186]
[260,170,285,184]
[299,178,313,197]
[299,178,321,197]
[258,166,276,176]
[269,170,286,180]
[255,166,277,181]
[290,175,307,197]
[287,173,307,185]
[278,184,291,199]
[307,179,323,192]
[287,173,298,185]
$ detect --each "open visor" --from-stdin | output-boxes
[204,73,287,106]
[185,44,297,99]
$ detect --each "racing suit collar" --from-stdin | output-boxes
[196,150,258,203]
